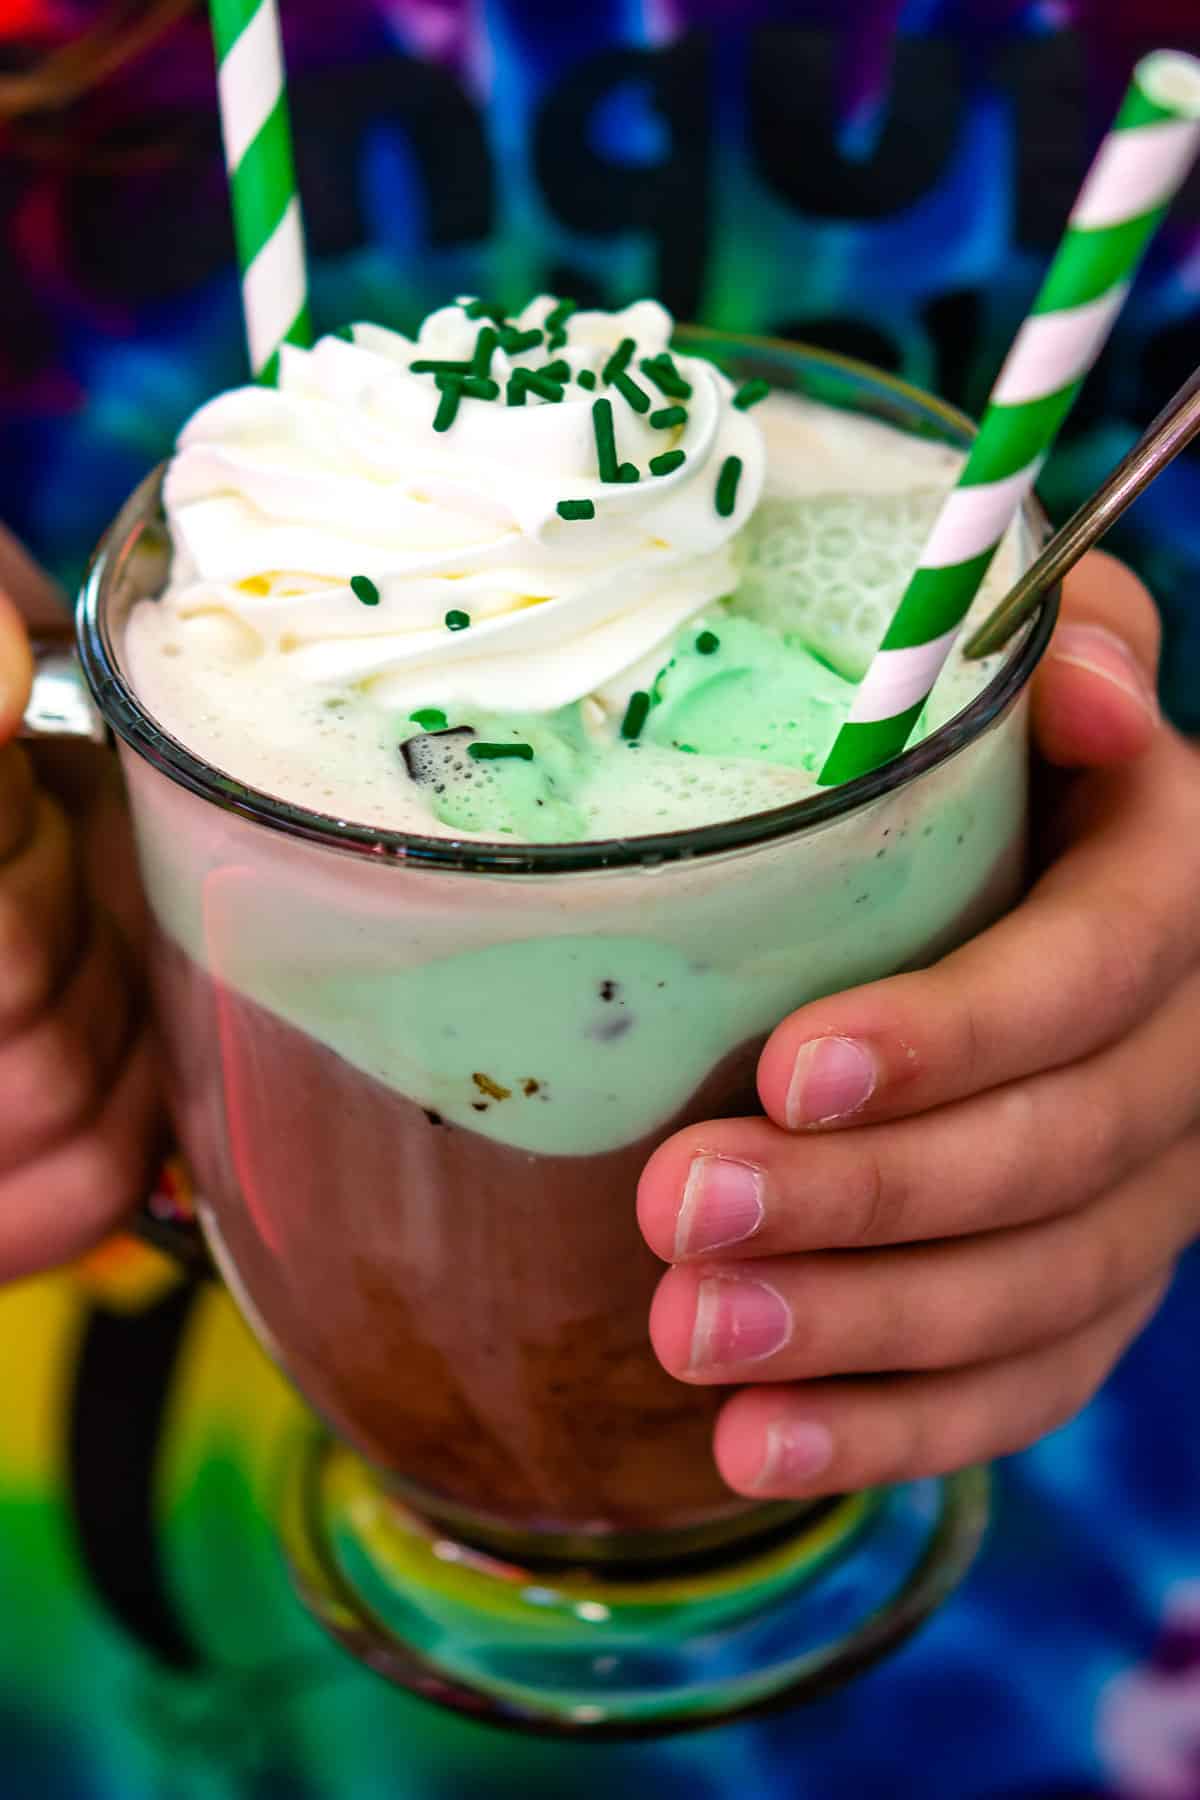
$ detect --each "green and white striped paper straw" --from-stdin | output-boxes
[210,0,311,381]
[819,48,1200,787]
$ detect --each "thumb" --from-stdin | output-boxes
[1031,549,1162,769]
[0,524,70,745]
[0,592,34,745]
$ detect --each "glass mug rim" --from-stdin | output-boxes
[78,331,1058,878]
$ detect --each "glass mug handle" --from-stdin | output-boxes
[21,633,212,1276]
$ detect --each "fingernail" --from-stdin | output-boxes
[689,1276,792,1371]
[753,1418,835,1491]
[1050,623,1159,721]
[675,1155,766,1259]
[786,1036,876,1128]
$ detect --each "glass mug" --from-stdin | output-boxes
[36,337,1054,1734]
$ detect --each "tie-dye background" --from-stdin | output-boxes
[2,1242,1198,1797]
[2,1,1199,716]
[2,3,1200,1793]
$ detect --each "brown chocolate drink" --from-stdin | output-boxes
[149,923,772,1546]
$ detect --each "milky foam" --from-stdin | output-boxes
[126,328,1019,842]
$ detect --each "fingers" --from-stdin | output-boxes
[648,1128,1200,1387]
[0,591,34,741]
[711,1273,1168,1499]
[754,730,1200,1132]
[0,789,82,1031]
[640,966,1200,1260]
[0,1024,165,1282]
[0,526,71,635]
[1031,551,1161,769]
[75,754,147,947]
[0,524,72,739]
[0,743,35,861]
[0,911,138,1173]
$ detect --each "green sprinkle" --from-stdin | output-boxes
[613,370,650,413]
[620,690,651,741]
[592,397,618,481]
[676,743,697,754]
[649,448,685,476]
[649,404,687,429]
[520,370,565,402]
[444,609,471,631]
[733,378,770,410]
[696,630,720,654]
[602,337,636,383]
[715,454,743,517]
[577,368,597,390]
[557,499,596,520]
[544,297,576,348]
[350,574,380,606]
[617,462,640,482]
[640,354,692,399]
[469,741,535,762]
[463,299,504,321]
[411,357,473,374]
[455,374,500,400]
[433,385,461,432]
[508,366,562,403]
[409,708,448,730]
[498,324,543,354]
[334,324,356,342]
[472,326,498,377]
[536,358,571,382]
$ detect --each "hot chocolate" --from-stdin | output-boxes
[112,307,1031,1553]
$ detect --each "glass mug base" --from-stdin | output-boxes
[280,1434,990,1737]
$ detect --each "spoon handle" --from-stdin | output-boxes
[963,364,1200,659]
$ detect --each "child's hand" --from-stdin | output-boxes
[639,552,1198,1496]
[0,560,163,1282]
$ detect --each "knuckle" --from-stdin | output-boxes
[987,1085,1041,1212]
[1076,1226,1138,1323]
[1016,1356,1101,1452]
[892,1266,987,1372]
[1114,558,1163,663]
[1052,1239,1112,1333]
[921,967,984,1097]
[861,1408,923,1487]
[0,745,34,848]
[867,1267,925,1370]
[1074,552,1163,668]
[0,1030,90,1163]
[63,1131,141,1231]
[842,1146,909,1247]
[894,1401,962,1482]
[926,1405,991,1476]
[942,984,983,1093]
[40,1022,104,1142]
[1084,897,1163,1040]
[0,900,52,1026]
[1074,1085,1133,1200]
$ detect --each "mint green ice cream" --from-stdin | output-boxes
[119,304,1034,1156]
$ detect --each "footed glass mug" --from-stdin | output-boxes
[49,337,1053,1735]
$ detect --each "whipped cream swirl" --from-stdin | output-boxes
[160,298,765,713]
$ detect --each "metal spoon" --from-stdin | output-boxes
[963,363,1200,659]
